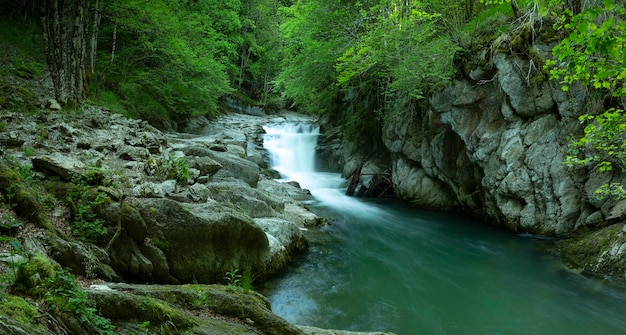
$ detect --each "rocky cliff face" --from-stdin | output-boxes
[383,51,602,236]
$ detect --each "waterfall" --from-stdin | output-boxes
[262,122,382,217]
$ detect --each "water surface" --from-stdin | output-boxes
[260,123,626,335]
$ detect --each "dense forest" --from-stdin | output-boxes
[2,0,623,178]
[1,1,626,334]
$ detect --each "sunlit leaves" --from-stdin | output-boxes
[566,109,626,198]
[547,0,626,96]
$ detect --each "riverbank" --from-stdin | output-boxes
[0,103,395,335]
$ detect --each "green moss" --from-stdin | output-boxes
[139,296,196,330]
[16,254,60,297]
[0,295,43,328]
[557,224,625,274]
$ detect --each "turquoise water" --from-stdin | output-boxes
[260,200,626,334]
[260,122,626,335]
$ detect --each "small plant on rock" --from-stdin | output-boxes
[224,268,242,287]
[170,157,190,186]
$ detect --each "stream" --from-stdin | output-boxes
[259,122,626,335]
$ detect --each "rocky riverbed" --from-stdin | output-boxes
[0,105,395,335]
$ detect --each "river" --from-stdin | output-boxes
[260,122,626,335]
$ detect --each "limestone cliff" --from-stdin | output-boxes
[328,42,626,276]
[383,51,598,236]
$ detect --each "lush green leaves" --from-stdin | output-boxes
[551,0,626,199]
[546,0,626,96]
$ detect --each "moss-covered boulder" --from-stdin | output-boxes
[0,159,55,233]
[557,224,626,277]
[138,198,271,283]
[86,283,305,335]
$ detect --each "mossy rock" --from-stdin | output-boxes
[16,254,61,297]
[0,160,55,233]
[87,283,305,335]
[0,295,40,326]
[557,224,626,277]
[88,289,196,332]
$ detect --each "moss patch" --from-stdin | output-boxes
[557,224,626,277]
[0,295,40,326]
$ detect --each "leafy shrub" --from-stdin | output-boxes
[68,174,109,242]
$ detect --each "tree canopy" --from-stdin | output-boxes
[3,0,625,156]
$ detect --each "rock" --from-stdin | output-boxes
[108,233,154,282]
[557,224,626,277]
[206,149,261,187]
[607,199,626,221]
[31,153,87,181]
[0,316,54,335]
[118,145,150,161]
[493,53,554,117]
[193,156,222,175]
[138,198,272,283]
[253,217,308,256]
[49,237,121,281]
[282,203,326,228]
[373,45,597,236]
[187,182,211,202]
[47,99,61,110]
[86,283,306,335]
[131,180,177,198]
[100,202,148,244]
[298,326,396,335]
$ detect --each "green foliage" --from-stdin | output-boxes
[0,121,5,131]
[224,268,242,287]
[0,218,26,287]
[68,174,109,242]
[13,61,45,79]
[554,0,626,200]
[96,0,237,121]
[169,157,191,186]
[566,109,626,199]
[22,147,34,157]
[15,255,115,334]
[546,0,626,95]
[277,0,462,143]
[0,295,39,324]
[44,269,116,334]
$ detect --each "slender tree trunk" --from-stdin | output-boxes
[41,0,99,106]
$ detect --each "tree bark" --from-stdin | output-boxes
[41,0,100,106]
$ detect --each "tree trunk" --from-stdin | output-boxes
[41,0,100,106]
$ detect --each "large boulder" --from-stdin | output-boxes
[86,282,306,335]
[137,198,271,283]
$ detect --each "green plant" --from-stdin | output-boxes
[16,255,115,334]
[15,164,33,182]
[68,174,109,242]
[44,269,116,334]
[241,269,253,294]
[170,157,190,186]
[224,268,242,287]
[159,315,178,335]
[22,147,35,157]
[0,121,5,131]
[0,219,26,287]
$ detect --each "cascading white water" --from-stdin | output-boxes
[262,122,381,216]
[262,123,321,188]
